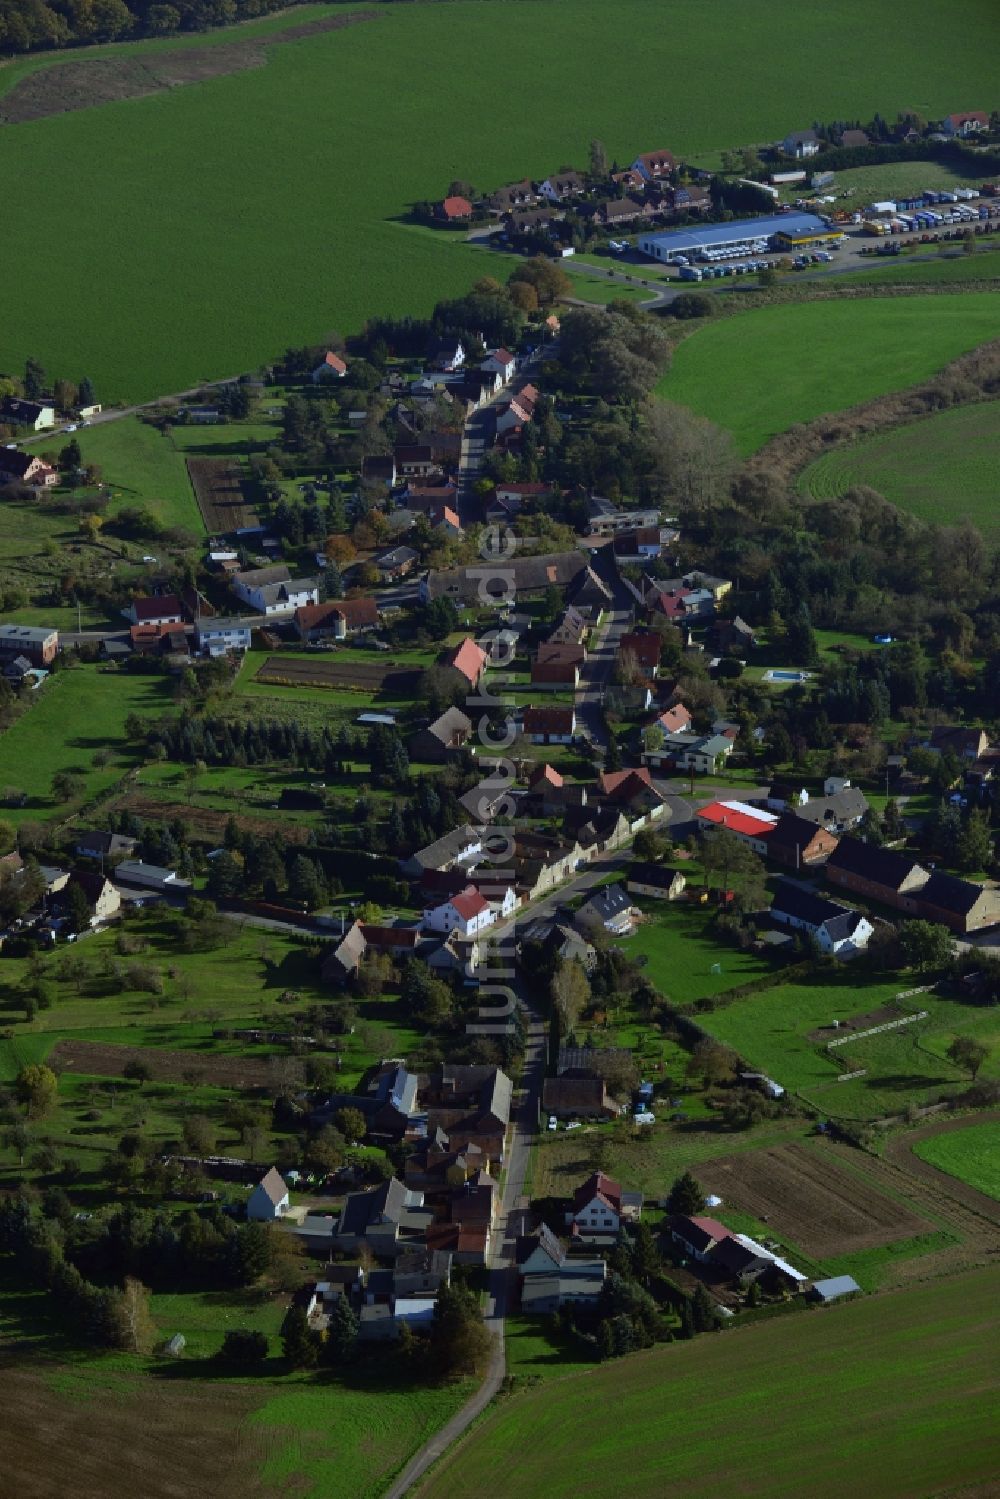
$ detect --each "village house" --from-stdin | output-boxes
[408,706,474,763]
[521,705,576,745]
[335,1177,433,1257]
[481,348,517,383]
[0,449,58,488]
[195,621,251,656]
[247,1168,290,1222]
[394,444,439,480]
[912,870,1000,935]
[942,111,990,137]
[566,1171,643,1241]
[311,350,347,382]
[421,550,589,606]
[782,128,821,157]
[400,823,483,879]
[429,505,463,536]
[231,565,318,615]
[0,396,56,430]
[293,598,374,641]
[670,1215,731,1262]
[315,1061,421,1140]
[62,870,121,927]
[765,813,840,871]
[442,637,488,688]
[421,1065,512,1167]
[586,493,662,536]
[361,455,397,488]
[516,1223,607,1314]
[123,593,185,628]
[519,919,596,973]
[538,170,586,201]
[531,642,585,689]
[657,703,692,736]
[0,624,58,667]
[618,631,661,678]
[626,862,687,901]
[597,767,666,822]
[612,527,674,564]
[429,338,465,372]
[769,879,873,956]
[574,882,638,936]
[422,886,498,939]
[436,194,473,222]
[825,838,930,915]
[541,1075,617,1121]
[75,830,137,863]
[373,544,419,582]
[646,732,734,775]
[630,149,676,181]
[488,179,538,213]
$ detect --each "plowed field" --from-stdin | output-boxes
[705,1142,929,1256]
[49,1038,302,1090]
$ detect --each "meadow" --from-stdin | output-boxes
[2,0,1000,397]
[798,399,1000,538]
[628,900,775,1004]
[914,1118,1000,1200]
[73,416,204,533]
[697,976,1000,1120]
[0,664,174,820]
[659,293,1000,452]
[418,1267,1000,1499]
[798,160,986,211]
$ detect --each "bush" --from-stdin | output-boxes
[219,1329,269,1366]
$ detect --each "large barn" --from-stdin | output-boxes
[638,212,839,262]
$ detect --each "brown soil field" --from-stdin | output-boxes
[187,457,260,536]
[0,1358,270,1499]
[255,654,421,694]
[0,10,381,124]
[49,1037,303,1090]
[705,1142,930,1257]
[112,789,312,842]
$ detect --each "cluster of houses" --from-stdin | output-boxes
[432,147,714,242]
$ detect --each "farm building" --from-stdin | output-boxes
[638,212,838,263]
[810,1275,862,1302]
[768,879,873,957]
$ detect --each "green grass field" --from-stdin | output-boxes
[659,293,1000,452]
[628,900,774,1004]
[913,1119,1000,1200]
[798,160,986,211]
[2,0,1000,398]
[799,399,1000,538]
[0,665,173,819]
[836,245,1000,287]
[696,976,1000,1120]
[420,1268,1000,1499]
[72,416,203,534]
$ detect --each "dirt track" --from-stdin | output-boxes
[883,1109,1000,1222]
[0,10,382,124]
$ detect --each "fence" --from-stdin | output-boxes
[827,1010,928,1049]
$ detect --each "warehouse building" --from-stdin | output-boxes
[638,212,840,263]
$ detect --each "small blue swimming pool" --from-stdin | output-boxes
[764,669,811,683]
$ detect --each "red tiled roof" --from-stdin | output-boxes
[321,351,347,374]
[446,637,488,685]
[441,195,473,218]
[131,593,184,622]
[295,597,378,631]
[649,588,694,619]
[523,706,575,734]
[620,633,661,669]
[696,801,777,838]
[529,763,564,790]
[686,1216,731,1240]
[573,1170,623,1215]
[658,705,691,733]
[431,506,461,529]
[450,886,490,921]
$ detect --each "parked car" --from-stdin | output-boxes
[547,1115,558,1131]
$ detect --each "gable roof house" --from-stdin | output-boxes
[567,1171,643,1241]
[124,593,185,627]
[765,813,840,871]
[597,767,666,821]
[646,732,734,775]
[942,111,990,137]
[312,350,347,381]
[547,605,589,648]
[335,1177,432,1256]
[231,565,319,615]
[837,128,871,148]
[538,170,586,201]
[0,450,58,488]
[670,1215,731,1262]
[0,396,56,431]
[618,631,661,678]
[400,824,482,879]
[626,862,687,901]
[437,194,473,221]
[826,837,930,914]
[75,830,138,864]
[631,149,676,181]
[442,637,488,688]
[421,1065,512,1166]
[541,1075,617,1121]
[573,882,638,936]
[421,550,589,606]
[408,706,474,763]
[63,870,121,927]
[247,1168,290,1222]
[914,871,1000,935]
[586,494,662,536]
[521,705,576,745]
[531,642,585,689]
[488,179,538,213]
[295,597,379,641]
[769,879,873,956]
[422,885,497,939]
[783,128,821,157]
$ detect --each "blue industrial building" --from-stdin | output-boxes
[638,212,840,262]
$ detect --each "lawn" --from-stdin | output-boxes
[2,0,1000,397]
[798,399,1000,539]
[913,1119,1000,1200]
[252,1378,473,1499]
[72,416,203,534]
[419,1267,1000,1499]
[798,160,986,212]
[836,245,1000,287]
[0,665,174,820]
[659,293,1000,452]
[628,898,775,1005]
[563,275,654,306]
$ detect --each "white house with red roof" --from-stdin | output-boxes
[422,885,497,939]
[942,111,990,137]
[312,350,347,382]
[658,703,692,736]
[567,1171,643,1240]
[670,1214,732,1261]
[123,593,186,627]
[437,194,473,221]
[481,348,517,383]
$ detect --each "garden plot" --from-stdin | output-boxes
[48,1038,304,1091]
[254,655,421,695]
[704,1142,929,1257]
